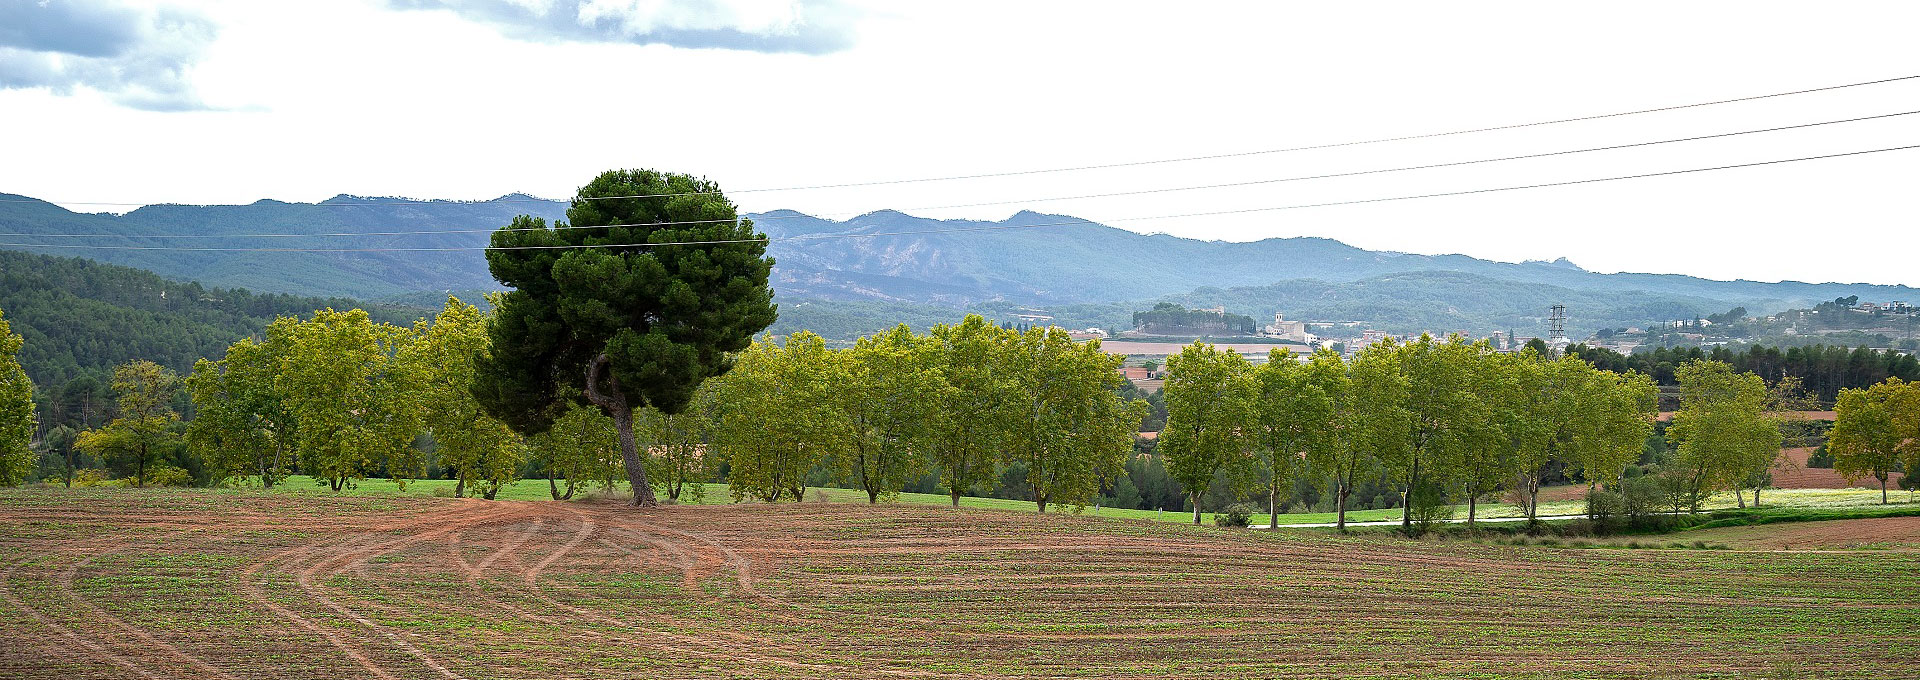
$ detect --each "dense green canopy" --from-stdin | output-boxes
[474,169,777,507]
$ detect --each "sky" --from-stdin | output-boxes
[2,0,1917,287]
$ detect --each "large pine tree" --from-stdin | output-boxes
[473,170,776,507]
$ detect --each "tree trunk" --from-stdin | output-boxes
[1036,496,1049,514]
[1883,477,1890,504]
[1752,487,1760,507]
[454,478,465,498]
[1467,492,1478,533]
[1269,487,1279,531]
[586,353,656,508]
[1524,473,1541,525]
[1190,491,1203,525]
[1336,481,1350,532]
[949,487,962,507]
[136,443,147,488]
[1400,458,1419,533]
[1735,487,1746,508]
[867,486,880,504]
[549,476,563,501]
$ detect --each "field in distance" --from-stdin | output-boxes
[2,488,1916,679]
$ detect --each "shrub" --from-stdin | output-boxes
[1214,503,1253,528]
[1585,488,1625,533]
[70,469,117,487]
[1404,480,1455,537]
[145,466,194,488]
[1620,476,1665,528]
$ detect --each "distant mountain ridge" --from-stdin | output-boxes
[3,193,1917,339]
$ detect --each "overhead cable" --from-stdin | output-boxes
[2,143,1911,252]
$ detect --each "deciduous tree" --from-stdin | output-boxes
[1300,349,1371,530]
[0,307,32,486]
[187,335,297,487]
[637,380,719,503]
[277,310,419,491]
[922,316,1016,507]
[1829,379,1908,504]
[834,325,940,503]
[1666,360,1781,513]
[403,299,524,499]
[76,360,179,487]
[530,402,622,500]
[1003,327,1143,513]
[715,333,844,502]
[1161,341,1255,525]
[1251,349,1330,529]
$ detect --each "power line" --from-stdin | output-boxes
[3,143,1911,252]
[8,74,1916,208]
[7,109,1913,241]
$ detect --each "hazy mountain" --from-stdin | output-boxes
[754,209,1920,310]
[0,193,562,299]
[4,193,1917,340]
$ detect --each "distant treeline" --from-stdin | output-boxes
[1567,343,1920,402]
[1132,302,1256,335]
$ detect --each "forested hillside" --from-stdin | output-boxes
[8,194,1920,342]
[0,250,425,387]
[0,193,563,298]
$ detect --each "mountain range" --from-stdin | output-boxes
[3,192,1916,340]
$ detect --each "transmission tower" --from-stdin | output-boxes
[1548,304,1568,350]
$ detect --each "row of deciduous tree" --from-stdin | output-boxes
[1161,335,1675,530]
[713,316,1146,511]
[177,300,534,495]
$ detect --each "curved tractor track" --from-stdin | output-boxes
[1,488,1916,679]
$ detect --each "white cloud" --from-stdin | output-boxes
[0,1,217,111]
[388,0,859,53]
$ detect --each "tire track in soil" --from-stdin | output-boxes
[518,504,856,676]
[234,502,517,680]
[0,551,169,680]
[54,526,243,680]
[592,510,987,679]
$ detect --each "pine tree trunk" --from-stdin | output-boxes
[586,353,656,508]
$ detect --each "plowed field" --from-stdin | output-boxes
[3,489,1916,679]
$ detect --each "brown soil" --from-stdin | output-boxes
[1675,516,1920,550]
[2,489,1916,679]
[1774,447,1906,490]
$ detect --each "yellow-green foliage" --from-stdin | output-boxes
[0,306,33,486]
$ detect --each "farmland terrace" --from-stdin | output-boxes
[1,488,1915,679]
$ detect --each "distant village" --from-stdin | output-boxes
[1049,298,1920,392]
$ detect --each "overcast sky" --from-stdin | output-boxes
[3,1,1917,286]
